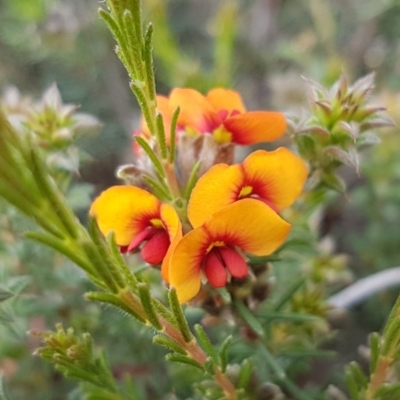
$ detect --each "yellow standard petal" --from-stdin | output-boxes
[206,88,246,113]
[242,148,309,210]
[89,186,160,246]
[169,88,220,133]
[203,198,291,256]
[188,163,245,228]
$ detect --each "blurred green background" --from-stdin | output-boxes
[1,0,400,398]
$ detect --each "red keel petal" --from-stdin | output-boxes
[219,247,248,279]
[127,226,158,252]
[141,230,170,265]
[203,249,228,288]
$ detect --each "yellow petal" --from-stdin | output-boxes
[169,88,220,132]
[203,199,291,256]
[168,227,210,303]
[89,186,160,246]
[206,88,246,113]
[188,163,244,228]
[223,111,286,145]
[242,148,308,210]
[160,203,183,281]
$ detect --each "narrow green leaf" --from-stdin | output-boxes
[81,241,119,293]
[165,353,204,371]
[374,382,400,399]
[141,174,171,201]
[0,162,41,208]
[0,181,37,221]
[279,349,335,359]
[204,357,215,376]
[0,178,64,239]
[143,23,156,102]
[138,283,162,330]
[168,107,180,164]
[85,291,147,324]
[125,0,143,46]
[25,231,96,276]
[153,334,186,355]
[168,288,192,343]
[106,231,138,289]
[345,365,360,400]
[257,311,322,323]
[29,148,79,239]
[98,9,126,59]
[217,287,231,303]
[322,171,346,193]
[122,10,143,80]
[88,217,126,289]
[194,324,218,363]
[369,332,380,374]
[238,358,253,390]
[183,160,201,200]
[272,277,306,311]
[348,361,368,389]
[134,136,165,179]
[130,83,155,137]
[381,318,400,356]
[218,335,232,373]
[233,300,264,337]
[155,112,168,159]
[152,298,178,327]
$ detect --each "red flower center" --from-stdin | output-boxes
[122,226,170,265]
[203,246,248,288]
[217,109,241,122]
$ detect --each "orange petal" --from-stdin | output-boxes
[206,88,246,113]
[169,88,220,133]
[160,203,183,281]
[203,199,291,256]
[242,148,308,210]
[223,111,286,145]
[89,186,160,246]
[169,227,210,303]
[188,163,245,228]
[141,95,171,140]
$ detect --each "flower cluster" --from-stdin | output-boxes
[90,87,308,303]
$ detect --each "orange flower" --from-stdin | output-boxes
[89,186,182,279]
[168,199,291,303]
[138,88,286,146]
[171,88,286,145]
[188,148,308,228]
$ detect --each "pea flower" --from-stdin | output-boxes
[188,147,308,227]
[89,186,182,278]
[168,199,291,304]
[140,87,286,145]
